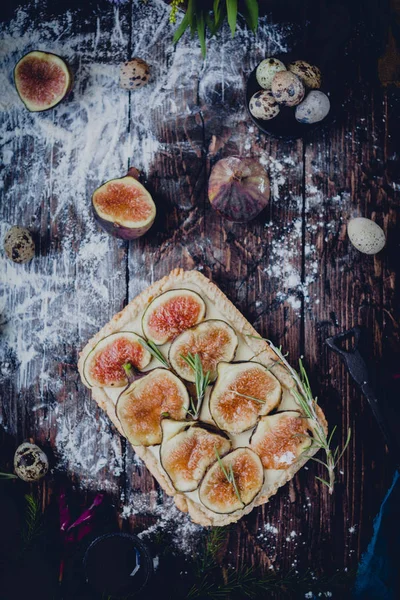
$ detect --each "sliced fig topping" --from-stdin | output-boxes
[160,420,231,492]
[199,448,264,514]
[14,51,71,112]
[142,289,206,345]
[92,174,156,240]
[209,362,282,434]
[250,412,312,470]
[83,332,151,388]
[169,320,238,383]
[116,368,189,446]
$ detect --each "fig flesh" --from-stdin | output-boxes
[142,289,206,346]
[199,448,264,514]
[92,172,156,240]
[14,51,71,112]
[250,411,312,469]
[160,420,231,492]
[208,157,270,223]
[83,332,152,388]
[116,368,189,446]
[169,320,238,383]
[209,362,282,434]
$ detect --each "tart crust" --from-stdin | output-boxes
[78,268,328,526]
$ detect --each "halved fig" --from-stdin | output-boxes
[116,368,189,446]
[92,171,156,240]
[160,420,231,492]
[169,320,238,383]
[199,448,264,514]
[142,289,206,346]
[14,51,71,112]
[250,412,312,470]
[209,362,282,434]
[82,332,151,388]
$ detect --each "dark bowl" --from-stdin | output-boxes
[245,53,338,140]
[83,532,153,597]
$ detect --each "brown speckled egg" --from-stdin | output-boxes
[288,60,322,89]
[271,71,305,107]
[249,90,280,121]
[256,58,286,89]
[14,442,49,482]
[4,226,35,263]
[120,58,150,90]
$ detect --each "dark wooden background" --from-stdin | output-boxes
[1,0,399,598]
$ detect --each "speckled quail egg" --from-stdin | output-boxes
[288,60,322,89]
[295,91,330,124]
[249,90,280,121]
[271,71,305,107]
[347,217,386,255]
[120,58,150,90]
[4,226,35,263]
[14,442,49,482]
[256,58,286,89]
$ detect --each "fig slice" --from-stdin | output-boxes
[82,331,151,389]
[14,51,71,112]
[208,157,270,223]
[142,289,206,346]
[116,368,189,446]
[169,319,238,383]
[92,171,156,240]
[199,448,264,514]
[250,412,312,470]
[160,420,231,492]
[209,362,282,434]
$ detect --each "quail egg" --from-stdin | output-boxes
[271,71,305,107]
[295,91,330,124]
[120,58,150,90]
[4,226,35,263]
[256,58,286,90]
[249,90,280,120]
[288,60,322,89]
[14,442,49,482]
[347,217,386,255]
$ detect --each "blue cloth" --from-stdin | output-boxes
[354,470,400,599]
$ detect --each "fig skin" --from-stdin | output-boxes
[208,157,270,223]
[14,51,72,112]
[92,168,156,240]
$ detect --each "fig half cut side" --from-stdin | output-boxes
[209,361,282,434]
[14,51,71,112]
[82,331,151,389]
[160,420,231,492]
[199,447,264,514]
[169,319,238,383]
[208,157,270,223]
[92,173,156,240]
[116,368,190,446]
[142,289,206,346]
[250,411,312,470]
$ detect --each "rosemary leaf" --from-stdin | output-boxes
[214,447,243,505]
[0,472,18,479]
[232,390,265,404]
[180,352,210,419]
[139,338,169,368]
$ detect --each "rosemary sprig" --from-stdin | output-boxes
[0,471,17,479]
[231,390,265,404]
[21,494,43,552]
[214,447,243,506]
[180,352,210,419]
[266,340,351,494]
[139,338,169,369]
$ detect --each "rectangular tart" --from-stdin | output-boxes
[78,268,327,527]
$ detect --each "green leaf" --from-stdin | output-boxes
[186,0,196,35]
[22,494,42,551]
[226,0,238,37]
[173,11,190,44]
[244,0,259,32]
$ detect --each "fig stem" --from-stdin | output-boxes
[122,362,140,385]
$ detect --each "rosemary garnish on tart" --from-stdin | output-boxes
[139,338,170,368]
[214,447,243,506]
[180,352,210,419]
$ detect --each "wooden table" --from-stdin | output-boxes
[1,0,399,597]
